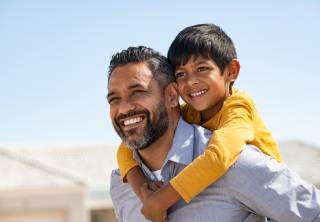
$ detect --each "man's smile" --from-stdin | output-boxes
[118,114,146,130]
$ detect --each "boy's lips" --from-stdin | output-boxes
[189,89,208,98]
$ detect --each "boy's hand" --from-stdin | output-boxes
[140,183,167,222]
[147,181,164,192]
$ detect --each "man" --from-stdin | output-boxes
[107,46,320,222]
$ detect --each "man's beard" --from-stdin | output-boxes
[113,102,169,151]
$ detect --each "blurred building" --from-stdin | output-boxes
[0,148,88,222]
[279,140,320,187]
[0,145,117,222]
[1,140,319,222]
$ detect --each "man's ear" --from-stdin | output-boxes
[226,59,240,82]
[165,82,179,107]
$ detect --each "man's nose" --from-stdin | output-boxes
[118,99,135,115]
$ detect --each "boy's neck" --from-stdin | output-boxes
[200,88,233,123]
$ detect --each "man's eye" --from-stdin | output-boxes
[108,97,119,104]
[175,72,185,78]
[132,90,145,95]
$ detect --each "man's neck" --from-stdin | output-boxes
[138,117,178,171]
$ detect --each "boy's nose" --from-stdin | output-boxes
[187,76,200,86]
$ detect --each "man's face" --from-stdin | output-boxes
[107,62,169,151]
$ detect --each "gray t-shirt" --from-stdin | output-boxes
[110,118,320,222]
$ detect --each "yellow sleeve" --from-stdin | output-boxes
[117,142,139,182]
[170,96,255,202]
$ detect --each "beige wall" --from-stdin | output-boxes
[0,187,88,222]
[0,210,67,222]
[91,208,117,222]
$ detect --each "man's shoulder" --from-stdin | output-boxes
[110,169,124,197]
[225,88,256,111]
[110,169,133,201]
[187,123,212,156]
[222,145,288,191]
[226,145,280,176]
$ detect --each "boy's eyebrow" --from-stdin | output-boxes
[194,58,210,65]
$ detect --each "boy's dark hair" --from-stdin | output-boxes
[167,23,237,74]
[108,46,175,92]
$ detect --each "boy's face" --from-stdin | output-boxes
[175,56,231,118]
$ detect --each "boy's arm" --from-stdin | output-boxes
[170,95,256,202]
[140,96,257,216]
[126,166,149,201]
[117,143,148,200]
[117,142,139,182]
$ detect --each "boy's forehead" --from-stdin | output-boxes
[175,55,216,67]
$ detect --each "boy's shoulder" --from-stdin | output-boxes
[225,88,256,108]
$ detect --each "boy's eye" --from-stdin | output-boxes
[197,66,209,72]
[175,71,185,79]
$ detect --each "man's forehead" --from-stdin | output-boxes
[111,62,152,81]
[108,62,154,90]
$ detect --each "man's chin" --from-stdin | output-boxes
[122,132,146,148]
[124,138,148,151]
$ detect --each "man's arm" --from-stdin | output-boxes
[226,145,320,222]
[110,169,150,222]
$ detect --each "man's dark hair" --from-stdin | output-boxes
[167,23,237,73]
[108,46,175,92]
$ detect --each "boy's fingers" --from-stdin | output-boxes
[154,181,164,188]
[148,182,160,192]
[140,183,151,199]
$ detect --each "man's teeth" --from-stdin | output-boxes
[123,117,143,126]
[190,90,206,97]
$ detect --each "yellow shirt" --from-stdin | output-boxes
[117,88,282,202]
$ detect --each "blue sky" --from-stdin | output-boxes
[1,0,320,148]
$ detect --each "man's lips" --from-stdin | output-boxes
[189,89,208,98]
[118,114,146,129]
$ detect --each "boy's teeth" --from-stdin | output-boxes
[190,90,206,97]
[123,117,143,126]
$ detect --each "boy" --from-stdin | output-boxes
[117,23,282,221]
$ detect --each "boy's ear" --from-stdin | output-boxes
[165,82,179,107]
[226,59,240,82]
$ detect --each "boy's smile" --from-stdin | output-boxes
[189,89,208,98]
[175,56,231,121]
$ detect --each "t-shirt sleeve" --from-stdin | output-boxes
[117,142,139,182]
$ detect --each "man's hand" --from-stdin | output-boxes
[140,182,167,222]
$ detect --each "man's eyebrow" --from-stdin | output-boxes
[106,83,146,99]
[128,83,146,89]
